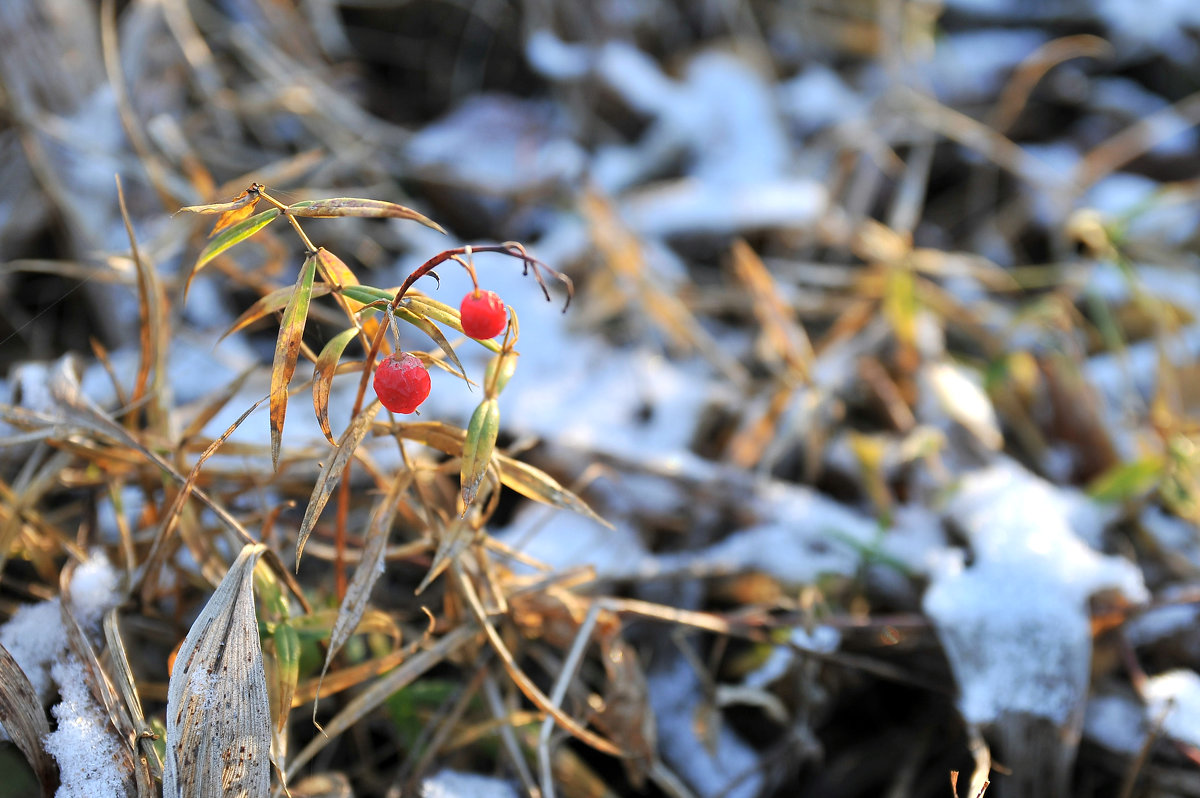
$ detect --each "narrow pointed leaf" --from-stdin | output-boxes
[405,295,501,353]
[416,519,474,595]
[0,642,57,797]
[337,285,394,306]
[164,543,271,798]
[297,402,383,565]
[460,399,500,510]
[270,254,319,469]
[320,471,412,687]
[178,188,261,216]
[312,327,362,444]
[186,208,280,297]
[288,198,445,234]
[272,623,300,734]
[220,283,332,342]
[393,306,469,381]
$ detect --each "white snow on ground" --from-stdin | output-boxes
[1083,692,1146,754]
[43,655,131,798]
[1144,670,1200,748]
[923,460,1147,725]
[421,770,518,798]
[649,656,763,798]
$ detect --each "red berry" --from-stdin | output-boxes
[373,353,431,414]
[459,289,507,339]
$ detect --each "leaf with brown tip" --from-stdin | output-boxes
[312,327,361,444]
[164,543,272,798]
[296,402,383,565]
[270,254,319,469]
[185,208,280,298]
[288,198,445,234]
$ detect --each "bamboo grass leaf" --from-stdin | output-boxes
[186,208,280,298]
[312,327,361,444]
[288,198,445,234]
[270,254,319,469]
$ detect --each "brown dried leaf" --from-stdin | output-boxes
[296,402,383,565]
[319,471,413,688]
[164,543,272,798]
[312,327,361,444]
[287,198,445,234]
[270,253,319,469]
[0,642,57,797]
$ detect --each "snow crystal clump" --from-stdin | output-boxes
[923,460,1147,725]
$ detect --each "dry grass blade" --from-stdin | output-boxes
[177,187,260,216]
[286,623,480,779]
[287,198,446,234]
[140,395,268,605]
[495,453,611,529]
[185,208,280,298]
[164,543,272,798]
[728,238,813,380]
[116,175,167,433]
[296,401,383,565]
[103,610,162,780]
[312,327,361,444]
[270,253,319,469]
[317,471,413,697]
[0,642,57,798]
[220,282,332,342]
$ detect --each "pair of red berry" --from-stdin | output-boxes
[373,289,507,413]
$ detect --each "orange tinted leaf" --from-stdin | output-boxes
[186,208,280,298]
[270,254,318,469]
[178,187,260,216]
[220,283,332,342]
[314,248,359,290]
[288,198,445,234]
[312,327,361,444]
[210,197,263,237]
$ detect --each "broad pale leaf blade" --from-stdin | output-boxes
[164,543,271,798]
[297,402,383,565]
[312,327,361,444]
[459,399,499,510]
[0,642,57,797]
[288,198,445,234]
[270,254,319,469]
[320,471,412,684]
[186,208,280,298]
[220,283,332,342]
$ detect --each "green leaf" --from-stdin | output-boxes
[186,208,280,298]
[460,399,500,510]
[273,623,300,731]
[270,253,318,469]
[1088,456,1164,503]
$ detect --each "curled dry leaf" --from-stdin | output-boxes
[0,642,57,797]
[164,543,272,798]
